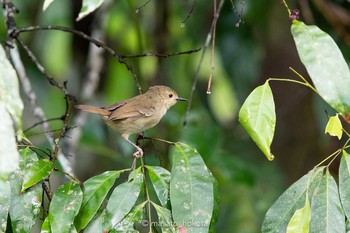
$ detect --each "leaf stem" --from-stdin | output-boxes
[281,0,291,16]
[140,158,152,232]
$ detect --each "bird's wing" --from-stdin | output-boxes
[107,98,155,121]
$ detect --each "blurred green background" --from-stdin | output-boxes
[2,0,349,232]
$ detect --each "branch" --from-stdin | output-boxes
[183,0,225,126]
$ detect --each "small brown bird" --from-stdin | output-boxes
[76,86,187,157]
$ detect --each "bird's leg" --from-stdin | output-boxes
[125,138,143,157]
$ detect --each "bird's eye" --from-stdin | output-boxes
[168,93,173,98]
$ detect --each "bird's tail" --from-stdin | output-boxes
[75,104,110,116]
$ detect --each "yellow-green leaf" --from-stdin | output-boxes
[325,114,343,140]
[286,196,311,233]
[238,81,276,160]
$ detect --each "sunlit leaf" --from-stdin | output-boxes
[262,167,324,233]
[340,150,350,219]
[238,81,275,160]
[21,159,54,192]
[291,20,350,117]
[77,0,104,21]
[146,166,170,207]
[106,168,143,229]
[325,114,343,140]
[309,169,345,232]
[75,170,127,231]
[286,196,311,233]
[170,143,214,233]
[10,148,42,232]
[43,0,54,10]
[49,181,83,233]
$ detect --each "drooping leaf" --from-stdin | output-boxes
[170,143,214,233]
[48,181,83,233]
[146,165,170,207]
[76,0,104,21]
[291,20,350,117]
[10,148,42,232]
[21,159,54,192]
[106,168,143,229]
[152,202,176,233]
[114,201,146,233]
[238,81,275,160]
[286,195,311,233]
[340,150,350,219]
[325,114,343,140]
[75,170,127,231]
[309,169,345,233]
[262,167,324,233]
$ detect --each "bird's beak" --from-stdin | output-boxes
[176,97,188,102]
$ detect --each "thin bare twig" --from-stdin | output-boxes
[207,0,219,94]
[182,0,196,25]
[183,0,225,126]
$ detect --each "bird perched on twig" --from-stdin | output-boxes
[75,85,187,157]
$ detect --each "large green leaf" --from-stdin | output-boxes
[340,150,350,219]
[9,148,42,232]
[106,168,143,229]
[309,169,345,233]
[291,20,350,116]
[238,81,275,160]
[48,181,83,233]
[262,167,324,233]
[75,170,126,231]
[21,159,54,192]
[170,143,214,233]
[146,165,171,207]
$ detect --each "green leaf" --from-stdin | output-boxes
[238,81,275,160]
[77,0,104,21]
[325,114,343,139]
[21,159,54,192]
[10,148,42,232]
[170,143,214,233]
[48,181,83,233]
[106,168,143,229]
[262,167,324,233]
[75,170,126,231]
[0,180,11,232]
[146,165,171,207]
[286,196,311,233]
[340,151,350,219]
[114,201,146,232]
[309,169,345,233]
[40,216,51,233]
[152,202,176,233]
[0,44,23,130]
[291,20,350,116]
[209,171,220,233]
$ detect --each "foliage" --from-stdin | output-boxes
[239,18,350,233]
